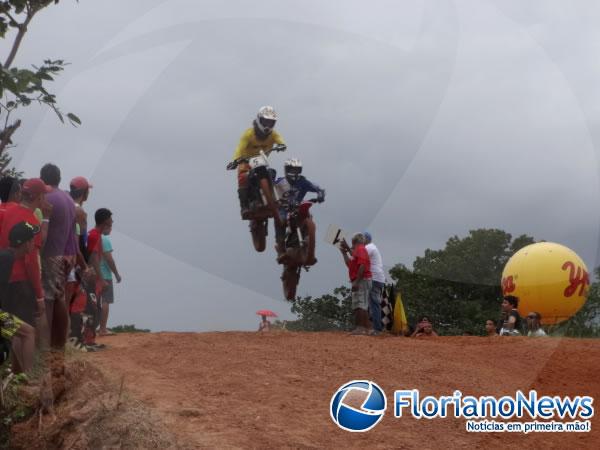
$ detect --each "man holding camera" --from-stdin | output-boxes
[340,233,372,335]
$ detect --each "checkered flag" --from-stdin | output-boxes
[381,284,394,331]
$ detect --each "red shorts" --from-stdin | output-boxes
[67,281,87,314]
[237,162,250,187]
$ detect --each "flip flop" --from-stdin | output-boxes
[99,331,116,336]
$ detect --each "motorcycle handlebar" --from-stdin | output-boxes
[286,198,323,210]
[226,145,285,170]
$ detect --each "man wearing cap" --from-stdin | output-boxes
[40,163,78,351]
[364,232,386,335]
[69,176,92,262]
[0,221,41,374]
[0,178,50,326]
[66,176,93,345]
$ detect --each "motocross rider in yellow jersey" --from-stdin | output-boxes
[231,106,285,218]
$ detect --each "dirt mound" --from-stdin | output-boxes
[78,332,598,449]
[8,358,178,449]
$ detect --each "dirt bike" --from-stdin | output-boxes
[227,145,285,252]
[280,197,322,300]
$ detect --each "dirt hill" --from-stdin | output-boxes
[9,332,600,449]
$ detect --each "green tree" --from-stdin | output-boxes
[389,229,535,335]
[552,267,600,337]
[287,286,353,331]
[110,324,151,333]
[0,0,80,173]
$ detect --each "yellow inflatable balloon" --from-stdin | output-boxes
[501,242,590,325]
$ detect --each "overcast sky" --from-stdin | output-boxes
[2,0,600,331]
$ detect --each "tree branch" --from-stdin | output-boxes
[3,9,36,69]
[3,107,11,129]
[2,11,20,26]
[0,119,21,155]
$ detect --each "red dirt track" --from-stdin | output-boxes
[90,332,600,449]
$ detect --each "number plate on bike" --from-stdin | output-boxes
[249,155,268,169]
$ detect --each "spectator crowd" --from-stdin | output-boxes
[338,231,549,339]
[0,163,121,383]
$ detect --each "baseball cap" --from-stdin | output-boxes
[363,231,372,242]
[22,178,51,196]
[9,221,40,247]
[70,176,93,190]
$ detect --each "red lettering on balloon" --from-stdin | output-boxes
[502,276,516,295]
[562,261,590,297]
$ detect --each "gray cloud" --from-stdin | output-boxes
[4,0,600,330]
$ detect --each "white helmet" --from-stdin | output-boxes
[284,158,302,182]
[256,105,277,135]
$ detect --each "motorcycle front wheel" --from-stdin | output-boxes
[282,266,301,301]
[250,219,268,252]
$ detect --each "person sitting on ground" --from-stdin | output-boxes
[485,319,498,337]
[414,321,438,337]
[498,295,522,336]
[258,315,271,332]
[0,222,42,374]
[526,312,547,337]
[410,316,431,337]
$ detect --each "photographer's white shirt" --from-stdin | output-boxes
[366,243,385,283]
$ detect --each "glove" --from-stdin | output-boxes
[226,161,237,170]
[317,190,325,203]
[273,144,287,152]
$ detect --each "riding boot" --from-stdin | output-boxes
[275,239,286,264]
[238,187,250,219]
[275,242,285,264]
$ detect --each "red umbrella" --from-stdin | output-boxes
[256,309,278,318]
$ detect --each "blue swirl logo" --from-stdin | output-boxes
[330,380,387,432]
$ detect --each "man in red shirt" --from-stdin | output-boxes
[0,178,51,327]
[0,176,22,230]
[87,208,112,286]
[0,176,22,207]
[86,208,113,336]
[0,221,41,374]
[340,233,372,335]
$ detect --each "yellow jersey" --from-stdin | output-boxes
[232,128,285,161]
